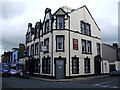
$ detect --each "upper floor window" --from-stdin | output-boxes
[36,28,39,38]
[56,35,64,51]
[80,21,91,36]
[73,38,78,50]
[26,34,28,43]
[57,16,64,29]
[45,20,49,33]
[82,39,86,53]
[27,46,29,56]
[31,44,34,56]
[44,38,49,52]
[97,43,101,55]
[35,42,39,55]
[81,22,85,34]
[29,33,31,41]
[82,39,92,54]
[87,41,92,54]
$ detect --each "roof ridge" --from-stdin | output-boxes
[68,5,86,13]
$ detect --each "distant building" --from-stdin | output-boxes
[102,43,120,72]
[11,43,25,70]
[18,43,25,70]
[25,6,107,79]
[25,22,41,75]
[11,49,18,70]
[1,51,12,64]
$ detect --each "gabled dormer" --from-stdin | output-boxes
[34,21,41,39]
[53,7,70,30]
[43,8,52,34]
[26,23,32,44]
[27,23,32,34]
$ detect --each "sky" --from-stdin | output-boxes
[0,0,119,61]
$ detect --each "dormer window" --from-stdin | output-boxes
[45,20,49,33]
[56,16,64,29]
[36,28,39,38]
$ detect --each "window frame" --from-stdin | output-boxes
[35,42,39,55]
[82,39,86,54]
[87,40,92,54]
[82,39,92,54]
[44,38,49,53]
[73,38,78,50]
[31,44,34,56]
[56,15,65,29]
[84,58,90,73]
[97,43,101,55]
[45,20,49,33]
[80,21,91,36]
[56,35,65,52]
[36,28,39,38]
[72,57,79,74]
[42,58,50,74]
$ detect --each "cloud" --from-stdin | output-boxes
[1,2,25,20]
[2,21,26,51]
[0,0,118,55]
[96,18,118,44]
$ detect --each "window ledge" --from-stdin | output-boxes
[82,52,92,55]
[56,50,65,52]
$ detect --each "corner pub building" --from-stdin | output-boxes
[25,5,105,79]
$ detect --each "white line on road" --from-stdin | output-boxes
[92,81,112,88]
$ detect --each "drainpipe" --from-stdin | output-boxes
[101,54,104,74]
[68,16,70,77]
[39,20,41,75]
[51,17,54,77]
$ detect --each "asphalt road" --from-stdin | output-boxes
[2,76,120,88]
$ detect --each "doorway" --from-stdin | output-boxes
[55,59,65,79]
[94,56,101,75]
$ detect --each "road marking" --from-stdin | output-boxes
[92,81,112,88]
[92,81,112,85]
[111,86,119,88]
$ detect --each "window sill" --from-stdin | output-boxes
[85,72,91,73]
[73,49,78,50]
[72,73,79,74]
[44,51,49,54]
[56,50,65,52]
[56,29,65,30]
[81,33,91,36]
[82,52,92,55]
[35,54,39,55]
[42,31,51,35]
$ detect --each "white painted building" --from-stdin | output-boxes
[25,6,105,79]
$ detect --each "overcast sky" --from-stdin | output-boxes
[0,0,119,60]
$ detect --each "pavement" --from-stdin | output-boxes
[29,74,110,82]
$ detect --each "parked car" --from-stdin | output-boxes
[16,70,29,79]
[109,70,120,76]
[10,69,18,76]
[1,63,11,77]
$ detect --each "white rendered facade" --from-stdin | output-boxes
[25,6,102,79]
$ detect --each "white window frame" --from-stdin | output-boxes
[57,16,64,29]
[56,36,64,51]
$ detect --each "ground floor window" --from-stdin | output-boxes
[109,64,116,72]
[42,58,50,74]
[25,60,29,72]
[34,59,40,73]
[72,57,79,74]
[84,58,90,73]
